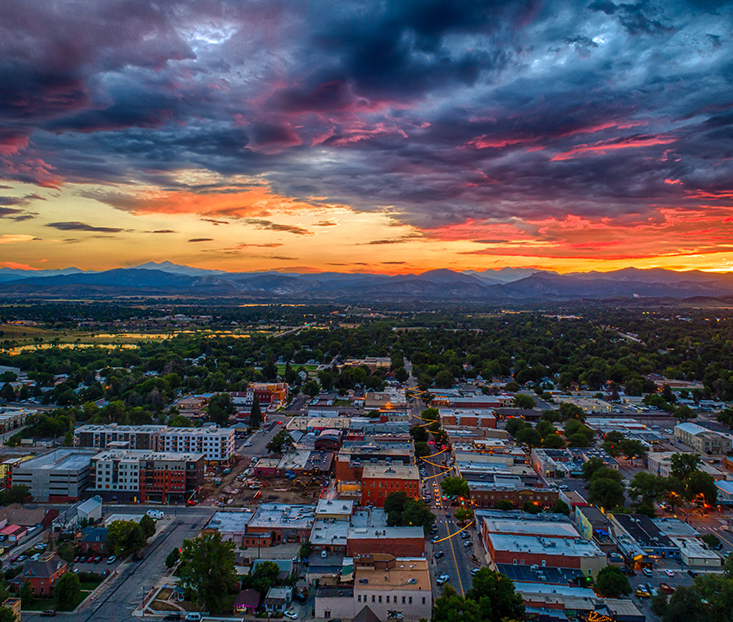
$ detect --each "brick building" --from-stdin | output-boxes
[10,553,67,596]
[361,465,419,507]
[89,450,204,504]
[439,409,497,429]
[347,526,425,557]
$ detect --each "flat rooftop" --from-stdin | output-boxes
[653,518,700,538]
[354,558,430,592]
[614,514,676,549]
[311,520,349,546]
[350,508,387,529]
[15,449,95,472]
[248,504,316,530]
[347,526,424,540]
[481,517,578,539]
[316,499,354,517]
[362,465,419,480]
[487,534,604,558]
[93,449,204,462]
[206,511,253,533]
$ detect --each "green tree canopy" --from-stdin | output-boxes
[440,477,469,499]
[595,566,632,598]
[106,520,147,557]
[512,394,536,409]
[589,477,625,511]
[465,568,525,622]
[139,514,156,539]
[266,429,294,454]
[671,453,701,479]
[54,571,81,610]
[179,532,237,614]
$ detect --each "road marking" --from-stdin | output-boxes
[445,520,465,597]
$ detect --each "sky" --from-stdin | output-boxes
[1,0,732,275]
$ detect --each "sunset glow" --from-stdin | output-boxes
[1,1,732,275]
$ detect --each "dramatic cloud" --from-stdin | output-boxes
[46,221,127,233]
[0,0,731,270]
[188,238,213,243]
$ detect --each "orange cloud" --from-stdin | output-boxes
[551,134,677,161]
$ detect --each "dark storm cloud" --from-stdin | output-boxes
[0,0,731,234]
[46,221,127,233]
[188,238,213,242]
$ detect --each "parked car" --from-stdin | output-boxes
[184,614,202,622]
[436,574,450,586]
[463,541,472,548]
[642,568,653,577]
[73,556,80,563]
[659,583,675,595]
[146,509,164,520]
[434,551,444,559]
[40,610,57,617]
[687,570,698,578]
[664,569,674,577]
[284,610,298,619]
[94,556,103,564]
[321,550,328,558]
[107,556,117,564]
[471,568,480,576]
[635,588,650,598]
[163,614,182,621]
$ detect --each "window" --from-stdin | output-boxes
[357,595,361,602]
[386,596,389,603]
[409,597,412,604]
[402,597,406,605]
[372,595,375,603]
[422,597,426,605]
[379,596,382,603]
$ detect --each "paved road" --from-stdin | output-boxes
[22,514,210,622]
[236,421,284,458]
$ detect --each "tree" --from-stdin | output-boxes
[106,520,146,557]
[505,417,527,437]
[589,477,625,511]
[179,532,237,614]
[515,427,542,447]
[249,395,262,430]
[559,403,585,421]
[266,430,294,454]
[431,585,481,622]
[673,405,697,421]
[208,393,235,426]
[662,585,709,622]
[542,433,566,449]
[246,560,280,596]
[384,491,409,516]
[0,607,17,622]
[384,492,435,533]
[298,541,313,560]
[20,580,33,606]
[670,453,701,480]
[440,477,469,499]
[581,457,607,481]
[165,547,180,569]
[140,514,156,539]
[619,438,647,460]
[5,485,31,504]
[702,534,721,549]
[466,568,525,622]
[454,507,474,523]
[54,571,81,610]
[522,501,542,514]
[595,566,631,598]
[552,500,570,515]
[410,425,429,443]
[494,500,514,511]
[686,471,717,505]
[629,472,668,505]
[434,370,455,388]
[513,394,536,409]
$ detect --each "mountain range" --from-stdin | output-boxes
[2,262,733,302]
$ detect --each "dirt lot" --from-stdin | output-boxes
[200,456,325,507]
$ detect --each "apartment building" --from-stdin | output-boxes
[674,423,732,454]
[89,450,204,503]
[75,424,235,463]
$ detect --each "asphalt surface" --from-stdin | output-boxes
[21,514,211,622]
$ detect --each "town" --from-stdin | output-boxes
[0,304,731,622]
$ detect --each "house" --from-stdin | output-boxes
[233,588,261,614]
[264,586,293,612]
[10,553,67,596]
[79,526,107,553]
[2,597,20,622]
[76,496,103,524]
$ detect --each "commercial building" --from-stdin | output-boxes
[353,556,432,622]
[10,449,95,502]
[439,409,496,429]
[202,511,253,543]
[611,514,679,560]
[246,383,289,408]
[89,450,204,504]
[335,440,414,482]
[347,508,425,558]
[484,533,606,576]
[530,449,584,479]
[244,503,316,545]
[649,451,729,480]
[75,424,235,463]
[575,506,613,546]
[361,465,419,507]
[467,479,558,509]
[674,422,732,454]
[671,537,722,567]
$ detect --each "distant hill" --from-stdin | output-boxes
[2,263,733,302]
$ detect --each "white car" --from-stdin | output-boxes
[184,614,202,622]
[146,509,164,520]
[436,574,450,586]
[284,611,298,619]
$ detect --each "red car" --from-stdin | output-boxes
[659,583,675,594]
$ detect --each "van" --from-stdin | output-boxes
[146,509,164,520]
[184,614,202,622]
